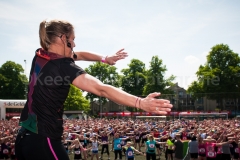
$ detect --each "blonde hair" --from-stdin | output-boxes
[39,19,74,51]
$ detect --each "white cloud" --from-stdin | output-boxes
[184,55,200,65]
[174,75,198,90]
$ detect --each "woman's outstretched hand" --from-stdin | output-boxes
[105,48,128,65]
[138,92,172,115]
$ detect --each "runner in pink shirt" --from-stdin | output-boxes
[198,137,206,160]
[204,136,233,160]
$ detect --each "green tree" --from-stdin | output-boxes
[187,81,204,99]
[84,62,120,104]
[120,59,146,112]
[64,85,90,112]
[121,59,146,96]
[143,56,175,96]
[0,61,28,99]
[187,44,240,110]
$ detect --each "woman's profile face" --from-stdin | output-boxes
[65,32,75,57]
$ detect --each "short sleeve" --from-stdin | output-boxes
[60,58,86,83]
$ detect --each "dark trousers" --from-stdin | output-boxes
[206,158,216,160]
[101,145,109,155]
[216,154,222,160]
[15,128,69,160]
[221,154,231,160]
[0,154,9,159]
[114,150,122,160]
[147,153,156,160]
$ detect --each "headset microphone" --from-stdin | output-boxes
[67,42,71,48]
[67,42,77,59]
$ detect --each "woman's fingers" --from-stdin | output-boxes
[143,98,172,108]
[116,48,125,54]
[151,105,172,112]
[106,49,128,65]
[140,93,173,114]
[116,48,128,59]
[152,111,168,115]
[146,92,161,99]
[156,99,171,104]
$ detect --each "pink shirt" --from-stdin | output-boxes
[205,142,216,158]
[198,144,206,155]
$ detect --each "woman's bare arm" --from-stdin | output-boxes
[74,48,128,65]
[72,73,172,114]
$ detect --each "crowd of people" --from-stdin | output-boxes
[1,117,240,160]
[0,119,18,160]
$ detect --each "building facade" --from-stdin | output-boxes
[168,83,239,113]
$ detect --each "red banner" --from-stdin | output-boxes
[98,111,230,116]
[6,112,21,117]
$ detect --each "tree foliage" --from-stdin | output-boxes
[121,59,146,96]
[143,56,175,96]
[120,59,146,112]
[64,85,90,112]
[187,81,204,100]
[0,61,28,99]
[187,44,240,109]
[84,62,120,104]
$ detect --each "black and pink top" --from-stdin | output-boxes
[19,48,85,140]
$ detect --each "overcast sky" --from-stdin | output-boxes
[0,0,239,89]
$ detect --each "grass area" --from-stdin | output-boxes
[68,145,166,160]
